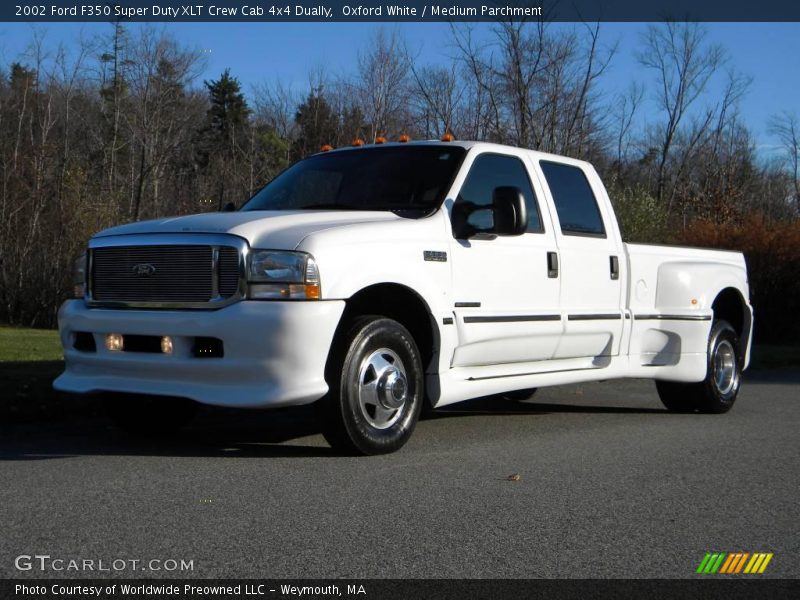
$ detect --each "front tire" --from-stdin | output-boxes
[657,319,742,413]
[320,316,423,455]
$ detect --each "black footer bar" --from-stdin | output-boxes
[3,579,799,600]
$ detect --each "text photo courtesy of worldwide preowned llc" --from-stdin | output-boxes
[0,1,798,598]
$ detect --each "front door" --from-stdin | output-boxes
[448,150,561,369]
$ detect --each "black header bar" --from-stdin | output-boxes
[4,1,800,23]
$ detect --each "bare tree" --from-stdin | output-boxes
[407,62,463,139]
[612,81,644,180]
[125,27,205,219]
[769,112,800,212]
[252,78,299,161]
[638,21,725,210]
[449,23,500,141]
[354,28,410,141]
[451,20,613,156]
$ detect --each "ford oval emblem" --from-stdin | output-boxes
[132,263,156,277]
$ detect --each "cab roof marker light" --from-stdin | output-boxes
[398,134,411,143]
[441,132,455,142]
[352,138,365,147]
[375,136,387,144]
[320,144,333,152]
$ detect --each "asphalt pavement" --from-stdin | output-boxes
[1,371,798,579]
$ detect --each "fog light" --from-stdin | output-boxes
[161,336,174,355]
[105,333,124,352]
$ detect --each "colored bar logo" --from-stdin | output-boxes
[696,552,773,574]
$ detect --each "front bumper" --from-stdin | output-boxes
[54,299,345,408]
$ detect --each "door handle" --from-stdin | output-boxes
[610,255,620,280]
[547,252,559,278]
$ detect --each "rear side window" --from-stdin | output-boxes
[457,154,543,233]
[540,161,605,237]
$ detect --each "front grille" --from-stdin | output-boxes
[91,245,240,305]
[218,247,240,297]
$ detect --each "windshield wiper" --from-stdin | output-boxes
[302,203,361,210]
[301,203,434,212]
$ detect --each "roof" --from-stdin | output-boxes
[317,139,592,169]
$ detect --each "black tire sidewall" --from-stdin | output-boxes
[501,388,538,402]
[338,318,423,454]
[703,320,742,411]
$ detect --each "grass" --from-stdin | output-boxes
[0,325,62,361]
[0,325,74,422]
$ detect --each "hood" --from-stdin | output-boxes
[93,210,403,249]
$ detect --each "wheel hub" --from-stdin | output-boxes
[713,339,737,396]
[356,348,409,429]
[377,368,408,410]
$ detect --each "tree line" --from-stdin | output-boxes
[0,22,798,340]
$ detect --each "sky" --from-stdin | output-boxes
[0,21,798,158]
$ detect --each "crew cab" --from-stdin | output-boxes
[55,141,753,454]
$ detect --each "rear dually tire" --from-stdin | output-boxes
[657,319,742,414]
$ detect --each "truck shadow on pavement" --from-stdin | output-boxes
[427,395,667,419]
[0,405,332,461]
[1,394,671,461]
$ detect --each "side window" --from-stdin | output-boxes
[457,154,543,233]
[539,161,605,237]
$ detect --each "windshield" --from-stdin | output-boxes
[241,145,466,213]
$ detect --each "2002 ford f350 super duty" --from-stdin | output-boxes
[56,140,753,454]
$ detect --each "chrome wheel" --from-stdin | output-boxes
[712,339,738,396]
[357,348,408,429]
[321,316,424,454]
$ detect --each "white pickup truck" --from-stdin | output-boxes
[56,141,753,454]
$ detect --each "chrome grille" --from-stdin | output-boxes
[90,244,241,306]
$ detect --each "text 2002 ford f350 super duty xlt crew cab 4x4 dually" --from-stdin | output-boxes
[56,140,753,454]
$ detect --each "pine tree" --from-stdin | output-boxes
[200,69,251,208]
[205,68,250,149]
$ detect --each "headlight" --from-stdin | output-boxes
[73,251,87,298]
[248,251,321,300]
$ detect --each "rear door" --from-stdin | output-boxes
[448,150,561,368]
[534,159,625,361]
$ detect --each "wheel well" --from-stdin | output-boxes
[334,283,439,373]
[712,288,747,339]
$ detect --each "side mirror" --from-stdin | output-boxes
[451,186,527,239]
[491,186,527,236]
[451,202,487,239]
[222,202,237,212]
